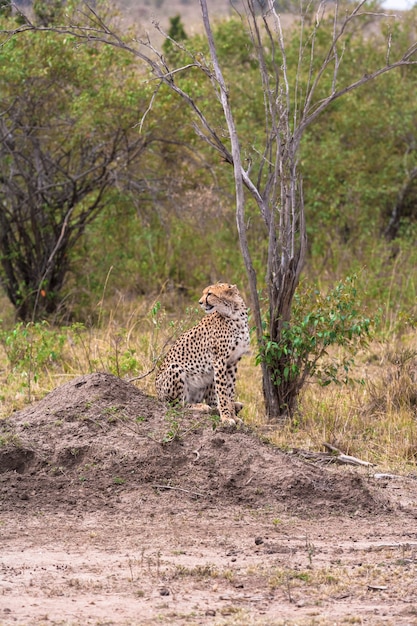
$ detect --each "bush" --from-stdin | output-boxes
[257,276,374,414]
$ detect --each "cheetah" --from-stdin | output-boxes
[155,283,250,424]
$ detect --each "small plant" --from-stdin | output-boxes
[269,567,323,592]
[257,275,374,415]
[0,320,68,403]
[161,408,182,443]
[210,413,221,430]
[151,404,210,444]
[102,406,128,423]
[113,476,125,485]
[0,321,67,372]
[305,537,316,567]
[107,330,140,378]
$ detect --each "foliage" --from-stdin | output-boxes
[162,14,188,59]
[0,319,68,403]
[145,13,417,313]
[0,7,415,326]
[0,0,11,17]
[68,186,244,318]
[33,0,62,25]
[298,13,417,248]
[170,12,417,255]
[302,73,417,250]
[257,276,374,414]
[0,320,67,374]
[0,8,155,321]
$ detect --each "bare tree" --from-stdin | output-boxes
[200,0,416,417]
[4,0,416,414]
[0,117,147,321]
[0,90,150,321]
[0,17,156,321]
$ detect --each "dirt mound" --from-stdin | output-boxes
[0,372,389,517]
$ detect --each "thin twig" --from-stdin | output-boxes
[128,365,156,382]
[152,484,206,498]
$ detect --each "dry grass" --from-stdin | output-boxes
[1,295,416,472]
[239,338,417,472]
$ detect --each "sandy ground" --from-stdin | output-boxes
[1,373,417,625]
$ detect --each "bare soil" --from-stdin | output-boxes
[1,372,417,625]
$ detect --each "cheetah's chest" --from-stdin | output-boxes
[207,315,250,364]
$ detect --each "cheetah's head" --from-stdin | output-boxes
[198,283,246,319]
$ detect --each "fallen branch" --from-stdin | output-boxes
[323,442,374,467]
[290,443,374,467]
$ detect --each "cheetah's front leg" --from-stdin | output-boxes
[213,361,237,424]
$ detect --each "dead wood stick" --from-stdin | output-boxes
[323,442,374,467]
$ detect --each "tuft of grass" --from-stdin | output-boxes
[0,432,22,447]
[174,563,219,579]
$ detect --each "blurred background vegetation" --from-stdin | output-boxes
[0,0,416,465]
[0,0,415,324]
